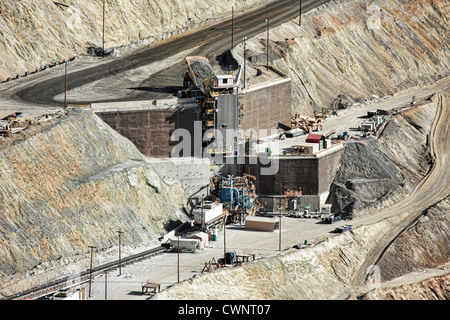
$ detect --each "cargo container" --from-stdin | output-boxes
[193,202,224,227]
[170,238,201,252]
[245,216,278,232]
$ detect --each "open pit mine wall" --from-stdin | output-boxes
[0,108,189,296]
[0,0,269,81]
[328,97,438,219]
[232,0,450,115]
[376,197,450,282]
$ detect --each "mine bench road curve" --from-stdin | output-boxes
[13,0,330,107]
[350,93,450,287]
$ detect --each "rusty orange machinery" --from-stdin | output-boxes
[291,114,323,132]
[284,189,302,209]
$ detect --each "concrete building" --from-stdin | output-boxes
[245,144,344,213]
[93,98,199,158]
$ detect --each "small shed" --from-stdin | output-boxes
[216,75,234,88]
[306,134,325,150]
[245,216,278,232]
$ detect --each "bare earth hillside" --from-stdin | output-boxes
[0,0,268,81]
[0,108,189,297]
[231,0,450,115]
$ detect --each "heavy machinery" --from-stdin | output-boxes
[291,114,323,133]
[212,174,259,224]
[337,131,349,140]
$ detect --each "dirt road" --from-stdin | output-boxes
[0,0,329,109]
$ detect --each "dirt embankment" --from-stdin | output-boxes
[361,273,450,300]
[0,108,189,297]
[329,98,437,219]
[0,0,269,81]
[231,0,450,115]
[376,197,450,281]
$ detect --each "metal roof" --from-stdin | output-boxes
[306,134,325,143]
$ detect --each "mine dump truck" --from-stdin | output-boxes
[184,56,215,94]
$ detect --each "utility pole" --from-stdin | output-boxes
[102,0,105,56]
[117,230,124,276]
[243,37,247,88]
[201,197,204,232]
[279,198,282,251]
[265,19,269,68]
[177,235,180,283]
[104,271,108,300]
[223,222,227,263]
[64,62,68,108]
[231,6,234,49]
[88,245,96,298]
[299,0,302,26]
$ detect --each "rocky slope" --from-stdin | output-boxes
[0,108,189,297]
[328,98,437,218]
[231,0,450,115]
[0,0,269,81]
[376,197,450,281]
[361,273,450,300]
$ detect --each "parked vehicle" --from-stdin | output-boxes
[324,214,341,224]
[335,225,352,233]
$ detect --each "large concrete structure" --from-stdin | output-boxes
[240,78,291,134]
[93,99,199,157]
[245,144,345,212]
[147,157,210,201]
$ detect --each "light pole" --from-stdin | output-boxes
[279,199,282,251]
[117,230,124,276]
[102,0,105,56]
[64,61,68,108]
[243,37,247,88]
[231,5,234,49]
[299,0,302,26]
[265,19,269,68]
[88,245,96,298]
[177,235,180,283]
[104,270,108,300]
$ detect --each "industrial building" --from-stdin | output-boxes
[92,55,343,218]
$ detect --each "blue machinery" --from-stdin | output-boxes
[214,174,257,215]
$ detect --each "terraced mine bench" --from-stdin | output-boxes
[142,282,160,295]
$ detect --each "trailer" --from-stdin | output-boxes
[193,202,225,231]
[169,238,201,253]
[245,216,278,232]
